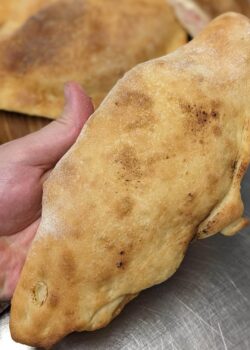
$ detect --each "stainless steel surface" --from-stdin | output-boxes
[0,302,9,315]
[1,169,250,350]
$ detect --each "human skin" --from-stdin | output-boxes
[0,82,93,300]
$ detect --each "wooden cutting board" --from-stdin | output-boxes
[0,110,50,144]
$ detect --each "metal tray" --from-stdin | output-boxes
[1,169,250,350]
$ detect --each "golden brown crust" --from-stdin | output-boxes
[10,13,250,348]
[0,0,55,40]
[0,0,186,119]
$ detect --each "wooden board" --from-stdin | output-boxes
[0,111,50,144]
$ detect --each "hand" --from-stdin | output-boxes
[0,82,93,301]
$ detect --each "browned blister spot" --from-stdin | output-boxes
[60,249,76,280]
[48,294,59,308]
[72,230,82,240]
[114,89,156,132]
[147,152,170,166]
[98,236,115,251]
[60,159,79,179]
[213,126,222,136]
[115,89,153,109]
[115,144,142,180]
[208,174,219,186]
[115,196,134,219]
[181,102,219,122]
[126,112,156,131]
[64,309,75,317]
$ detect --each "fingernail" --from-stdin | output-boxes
[62,83,73,119]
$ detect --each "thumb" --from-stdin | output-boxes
[7,82,94,169]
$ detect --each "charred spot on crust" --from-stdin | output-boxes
[187,193,195,201]
[180,102,219,122]
[231,160,237,172]
[116,261,124,269]
[201,217,219,236]
[180,100,220,134]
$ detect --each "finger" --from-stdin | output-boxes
[24,81,94,168]
[0,219,40,300]
[2,82,94,169]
